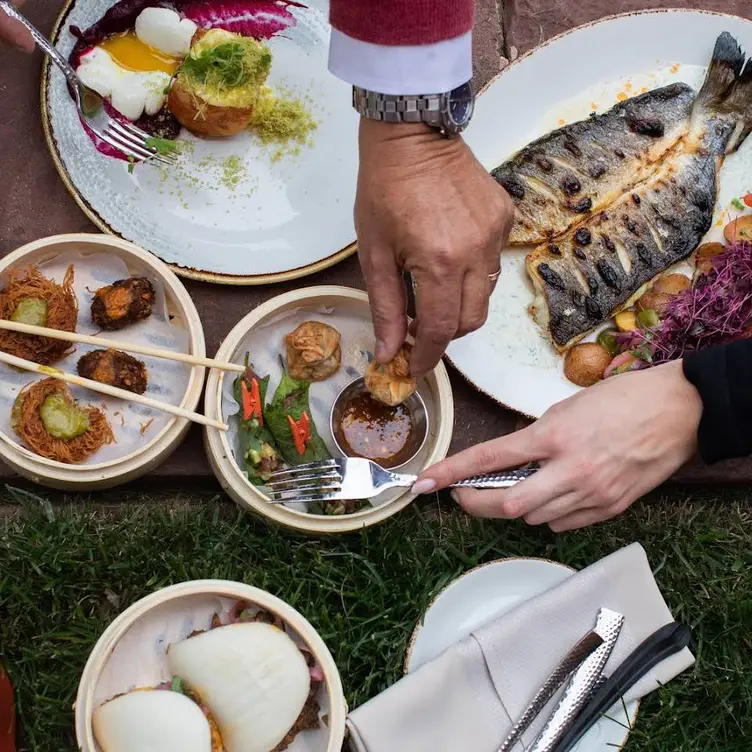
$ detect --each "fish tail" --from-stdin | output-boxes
[722,58,752,153]
[694,32,745,112]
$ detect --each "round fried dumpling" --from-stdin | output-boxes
[92,689,213,752]
[365,343,417,406]
[285,321,342,381]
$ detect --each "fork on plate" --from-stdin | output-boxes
[267,457,537,505]
[0,1,177,167]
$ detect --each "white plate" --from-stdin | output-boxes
[405,558,638,752]
[448,9,752,417]
[43,0,359,284]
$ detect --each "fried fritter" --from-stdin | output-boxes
[77,349,148,395]
[285,321,342,381]
[365,343,417,406]
[91,277,155,330]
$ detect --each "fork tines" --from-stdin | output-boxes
[267,460,344,505]
[100,120,177,166]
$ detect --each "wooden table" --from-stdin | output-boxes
[1,0,750,484]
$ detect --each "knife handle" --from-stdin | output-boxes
[551,622,692,752]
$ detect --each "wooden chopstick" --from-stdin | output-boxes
[0,319,244,373]
[0,350,228,431]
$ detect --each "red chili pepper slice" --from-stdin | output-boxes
[744,193,752,208]
[241,379,263,424]
[287,411,311,455]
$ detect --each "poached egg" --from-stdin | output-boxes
[76,7,197,121]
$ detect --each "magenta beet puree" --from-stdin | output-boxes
[66,0,305,155]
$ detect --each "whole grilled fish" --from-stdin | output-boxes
[527,33,752,351]
[493,84,696,245]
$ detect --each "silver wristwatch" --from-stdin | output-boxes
[352,81,475,138]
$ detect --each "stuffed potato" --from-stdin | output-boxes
[167,28,272,137]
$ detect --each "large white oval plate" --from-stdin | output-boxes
[405,558,638,752]
[449,9,752,417]
[43,0,359,284]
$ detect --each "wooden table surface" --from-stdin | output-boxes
[1,0,750,484]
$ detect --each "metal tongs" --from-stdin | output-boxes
[497,608,624,752]
[497,610,692,752]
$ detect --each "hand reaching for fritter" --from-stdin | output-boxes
[356,118,514,377]
[0,0,33,52]
[414,360,702,531]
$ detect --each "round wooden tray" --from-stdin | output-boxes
[75,579,347,752]
[0,234,206,489]
[204,286,454,534]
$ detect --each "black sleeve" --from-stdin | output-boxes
[683,339,752,464]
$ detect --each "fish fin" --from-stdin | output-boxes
[722,59,752,153]
[694,32,745,112]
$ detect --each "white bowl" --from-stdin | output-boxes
[204,286,454,534]
[75,580,347,752]
[0,233,206,489]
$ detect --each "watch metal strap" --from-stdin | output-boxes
[352,86,442,126]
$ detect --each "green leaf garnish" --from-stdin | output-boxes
[182,42,271,92]
[171,676,184,694]
[127,155,136,174]
[144,137,180,156]
[732,198,745,211]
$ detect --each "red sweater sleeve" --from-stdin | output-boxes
[329,1,474,46]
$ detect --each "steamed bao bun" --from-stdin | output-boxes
[167,622,311,752]
[92,689,213,751]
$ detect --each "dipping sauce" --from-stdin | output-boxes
[336,392,414,468]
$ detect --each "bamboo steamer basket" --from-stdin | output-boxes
[75,580,347,752]
[0,234,206,489]
[204,286,454,534]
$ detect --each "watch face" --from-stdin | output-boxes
[448,82,475,127]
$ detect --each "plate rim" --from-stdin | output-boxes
[445,6,752,418]
[39,0,358,287]
[403,556,640,751]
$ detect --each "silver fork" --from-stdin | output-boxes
[0,1,176,167]
[267,457,537,505]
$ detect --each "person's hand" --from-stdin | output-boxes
[413,360,702,531]
[356,118,514,376]
[0,0,34,52]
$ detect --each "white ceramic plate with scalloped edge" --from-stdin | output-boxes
[447,9,752,418]
[43,0,359,285]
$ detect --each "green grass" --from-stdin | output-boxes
[0,486,750,751]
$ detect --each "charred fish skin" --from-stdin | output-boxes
[527,33,752,350]
[493,83,696,245]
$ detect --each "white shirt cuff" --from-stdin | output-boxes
[328,28,472,96]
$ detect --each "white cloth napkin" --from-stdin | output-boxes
[346,543,694,752]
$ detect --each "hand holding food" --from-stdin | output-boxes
[365,342,417,406]
[0,0,33,52]
[355,119,513,376]
[415,359,701,531]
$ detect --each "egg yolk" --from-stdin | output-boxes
[99,32,181,74]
